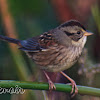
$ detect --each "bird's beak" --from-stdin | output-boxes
[84,31,93,36]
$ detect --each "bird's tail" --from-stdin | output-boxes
[0,35,20,45]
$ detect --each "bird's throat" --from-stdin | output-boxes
[72,36,87,48]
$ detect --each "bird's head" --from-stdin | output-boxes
[54,20,93,47]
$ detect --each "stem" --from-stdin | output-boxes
[0,80,100,97]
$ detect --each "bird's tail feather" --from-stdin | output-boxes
[0,35,20,45]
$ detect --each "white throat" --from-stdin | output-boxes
[72,36,87,48]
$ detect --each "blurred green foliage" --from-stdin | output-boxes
[92,5,100,33]
[8,0,47,16]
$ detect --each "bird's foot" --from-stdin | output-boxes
[67,80,78,98]
[60,71,78,97]
[43,71,56,91]
[48,79,56,91]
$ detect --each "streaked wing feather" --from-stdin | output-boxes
[19,31,56,52]
[19,37,44,52]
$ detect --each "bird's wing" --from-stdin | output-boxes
[19,31,57,52]
[38,31,56,48]
[19,37,43,52]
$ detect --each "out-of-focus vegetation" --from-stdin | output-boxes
[0,0,100,100]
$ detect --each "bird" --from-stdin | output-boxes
[0,20,93,97]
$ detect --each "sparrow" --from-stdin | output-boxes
[0,20,93,97]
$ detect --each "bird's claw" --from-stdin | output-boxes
[67,81,78,98]
[48,80,56,91]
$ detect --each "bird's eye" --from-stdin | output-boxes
[77,31,81,34]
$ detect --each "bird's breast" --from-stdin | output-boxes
[26,45,83,72]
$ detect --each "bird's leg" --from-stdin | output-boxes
[43,71,56,90]
[60,71,78,97]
